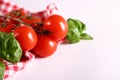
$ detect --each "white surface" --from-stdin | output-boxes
[7,0,120,80]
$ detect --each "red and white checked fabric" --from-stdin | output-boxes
[0,0,30,15]
[32,3,58,21]
[0,0,58,19]
[0,0,58,80]
[3,51,35,80]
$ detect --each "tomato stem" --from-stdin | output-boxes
[42,30,53,35]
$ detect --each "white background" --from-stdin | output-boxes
[7,0,120,80]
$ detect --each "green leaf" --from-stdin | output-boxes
[67,18,86,33]
[66,18,93,43]
[0,32,22,63]
[66,19,81,43]
[74,19,86,33]
[0,62,5,80]
[80,33,93,40]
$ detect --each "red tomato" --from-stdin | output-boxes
[22,15,42,25]
[14,26,37,51]
[5,24,17,32]
[0,16,5,23]
[0,27,5,32]
[7,9,26,18]
[43,15,68,41]
[0,16,6,31]
[32,35,57,57]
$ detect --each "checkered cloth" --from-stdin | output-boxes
[0,0,30,15]
[0,0,58,17]
[3,51,35,80]
[0,0,58,80]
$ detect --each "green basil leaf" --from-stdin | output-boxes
[74,19,86,33]
[66,18,93,43]
[66,19,81,43]
[0,32,22,63]
[0,62,5,80]
[80,33,93,40]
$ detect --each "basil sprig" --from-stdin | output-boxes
[66,18,93,43]
[0,32,22,63]
[0,62,5,80]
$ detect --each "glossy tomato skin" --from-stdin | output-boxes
[14,26,37,51]
[33,35,57,57]
[0,27,5,32]
[44,15,68,41]
[22,15,42,25]
[5,24,17,33]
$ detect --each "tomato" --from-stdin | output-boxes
[43,15,68,41]
[0,16,6,31]
[0,27,5,32]
[0,16,5,23]
[0,23,17,33]
[14,26,37,51]
[22,15,42,25]
[7,9,26,18]
[32,35,57,57]
[0,15,19,30]
[5,24,17,32]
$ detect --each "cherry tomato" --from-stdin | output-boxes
[0,27,5,32]
[0,16,5,23]
[22,15,42,25]
[0,16,6,31]
[32,35,57,57]
[0,22,17,33]
[5,24,17,32]
[43,15,68,41]
[7,9,26,18]
[14,26,38,51]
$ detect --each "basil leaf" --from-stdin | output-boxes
[0,32,22,63]
[74,19,86,33]
[66,19,81,43]
[0,62,5,80]
[66,18,93,43]
[80,33,93,40]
